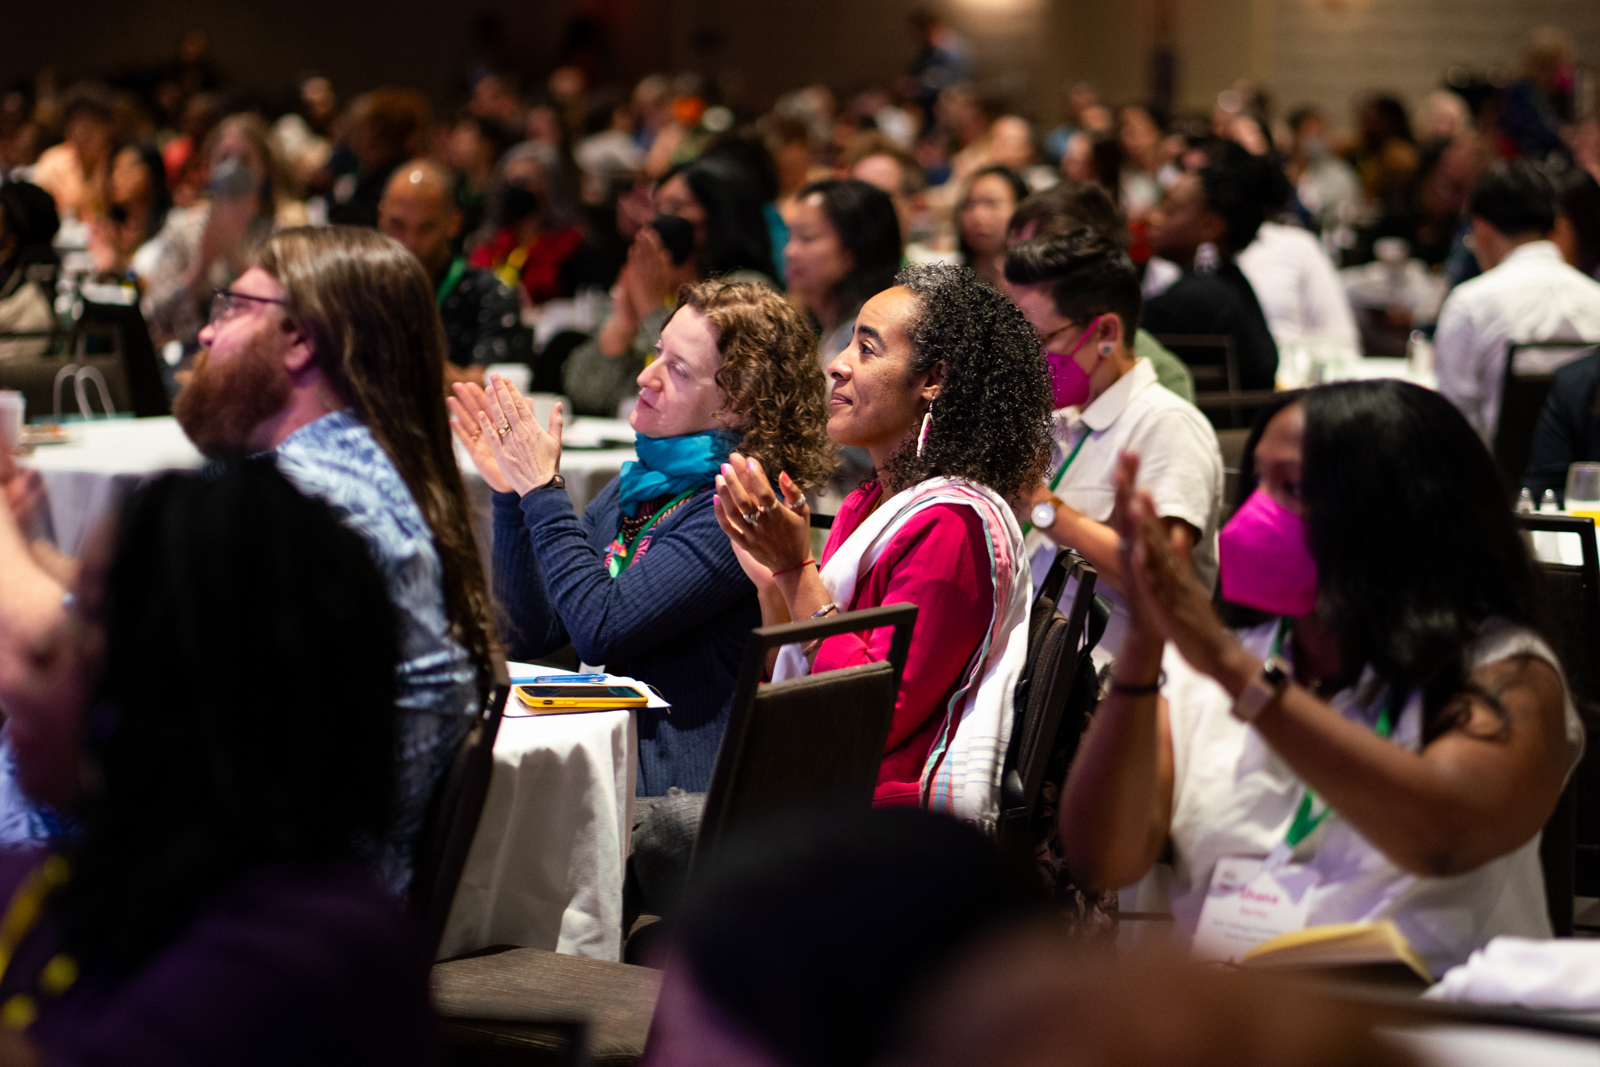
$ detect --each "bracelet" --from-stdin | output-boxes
[1110,671,1166,697]
[533,473,566,492]
[771,557,815,578]
[810,601,840,619]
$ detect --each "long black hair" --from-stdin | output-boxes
[663,156,777,282]
[1232,380,1542,740]
[883,262,1053,498]
[795,177,902,321]
[957,165,1029,267]
[60,459,400,970]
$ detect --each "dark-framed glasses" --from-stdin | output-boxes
[209,288,286,325]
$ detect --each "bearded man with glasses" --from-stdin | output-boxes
[172,225,500,895]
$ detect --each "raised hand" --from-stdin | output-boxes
[476,374,564,496]
[447,383,510,494]
[712,452,810,575]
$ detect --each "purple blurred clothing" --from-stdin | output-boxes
[0,850,439,1066]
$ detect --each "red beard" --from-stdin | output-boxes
[172,331,293,459]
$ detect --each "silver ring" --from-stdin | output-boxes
[742,510,761,526]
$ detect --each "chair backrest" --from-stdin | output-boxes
[997,550,1107,859]
[1514,513,1600,935]
[1153,333,1239,393]
[75,297,171,418]
[1194,388,1279,431]
[692,603,917,868]
[1495,342,1600,498]
[411,682,510,956]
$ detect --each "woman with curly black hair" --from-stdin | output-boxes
[452,279,834,796]
[715,263,1053,826]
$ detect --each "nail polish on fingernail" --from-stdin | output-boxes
[746,458,757,471]
[721,463,731,475]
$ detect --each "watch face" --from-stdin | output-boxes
[1031,501,1056,529]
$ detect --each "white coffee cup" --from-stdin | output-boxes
[0,391,24,452]
[528,392,566,428]
[485,362,533,396]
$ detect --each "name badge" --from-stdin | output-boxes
[1191,853,1318,963]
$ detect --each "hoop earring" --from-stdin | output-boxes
[917,404,933,458]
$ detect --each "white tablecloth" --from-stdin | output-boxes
[22,415,635,557]
[437,663,638,962]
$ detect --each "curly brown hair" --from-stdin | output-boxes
[675,279,837,490]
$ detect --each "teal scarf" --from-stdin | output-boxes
[618,429,740,516]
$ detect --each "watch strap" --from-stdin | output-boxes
[1232,655,1290,723]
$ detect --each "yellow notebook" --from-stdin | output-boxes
[1241,921,1433,984]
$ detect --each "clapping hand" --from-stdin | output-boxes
[1114,451,1233,677]
[712,453,810,588]
[448,376,563,496]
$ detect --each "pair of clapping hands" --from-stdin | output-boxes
[447,375,563,497]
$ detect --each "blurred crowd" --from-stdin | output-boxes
[1,19,1597,407]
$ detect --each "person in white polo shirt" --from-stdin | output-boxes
[1005,229,1223,659]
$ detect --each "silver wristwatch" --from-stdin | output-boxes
[1030,497,1059,530]
[1232,656,1291,723]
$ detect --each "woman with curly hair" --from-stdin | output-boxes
[715,263,1053,824]
[450,279,834,794]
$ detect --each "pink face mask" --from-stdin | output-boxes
[1218,488,1319,616]
[1045,314,1109,410]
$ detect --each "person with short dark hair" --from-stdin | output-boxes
[0,460,439,1066]
[1005,231,1221,656]
[784,178,903,362]
[1006,181,1194,401]
[1141,144,1280,391]
[1435,159,1600,441]
[1524,347,1600,499]
[1062,380,1582,978]
[378,160,526,381]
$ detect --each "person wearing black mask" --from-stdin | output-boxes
[467,142,585,307]
[1142,144,1280,391]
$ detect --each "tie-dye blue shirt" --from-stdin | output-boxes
[275,410,479,894]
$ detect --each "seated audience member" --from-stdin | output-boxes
[642,808,1038,1067]
[958,165,1027,289]
[715,264,1051,819]
[563,156,777,417]
[323,88,430,228]
[170,226,497,891]
[1524,347,1600,499]
[1285,106,1362,234]
[89,144,171,279]
[1059,381,1581,977]
[843,131,929,251]
[1007,181,1194,402]
[377,161,525,381]
[1435,160,1600,442]
[138,114,310,354]
[0,182,58,362]
[30,84,115,223]
[0,460,438,1065]
[1233,162,1361,353]
[1004,231,1222,654]
[1142,145,1280,390]
[784,178,903,362]
[445,115,517,241]
[468,142,585,306]
[451,280,833,795]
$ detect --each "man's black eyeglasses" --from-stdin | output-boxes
[209,288,287,325]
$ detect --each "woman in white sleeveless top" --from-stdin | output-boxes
[1059,380,1583,976]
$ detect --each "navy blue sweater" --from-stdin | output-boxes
[491,480,760,795]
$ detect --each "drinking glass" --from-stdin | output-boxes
[1565,463,1600,519]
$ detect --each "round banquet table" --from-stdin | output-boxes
[436,663,640,962]
[20,414,636,558]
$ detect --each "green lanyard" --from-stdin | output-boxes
[1021,428,1091,535]
[1275,618,1397,847]
[435,257,468,310]
[607,488,697,578]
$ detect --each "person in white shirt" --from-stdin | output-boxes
[1237,220,1361,354]
[1005,230,1222,659]
[1057,381,1580,977]
[1435,159,1600,442]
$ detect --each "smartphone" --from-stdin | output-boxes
[513,684,649,711]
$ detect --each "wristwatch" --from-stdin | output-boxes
[1031,495,1062,530]
[1232,655,1291,723]
[534,473,566,492]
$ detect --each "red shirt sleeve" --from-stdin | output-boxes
[812,501,995,805]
